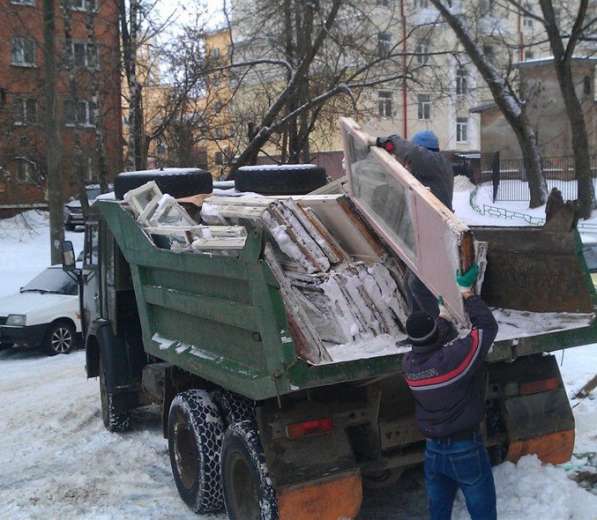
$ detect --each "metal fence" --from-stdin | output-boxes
[479,153,597,202]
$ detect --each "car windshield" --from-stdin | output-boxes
[86,185,101,201]
[21,268,78,295]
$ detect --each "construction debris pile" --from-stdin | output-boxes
[202,195,410,364]
[123,181,247,254]
[122,182,410,364]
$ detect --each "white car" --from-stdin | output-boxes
[0,266,81,355]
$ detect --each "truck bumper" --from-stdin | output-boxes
[0,324,47,349]
[277,470,362,520]
[507,429,575,465]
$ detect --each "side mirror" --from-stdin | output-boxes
[62,240,76,271]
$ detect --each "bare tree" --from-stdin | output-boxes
[430,0,548,208]
[504,0,596,217]
[43,0,64,263]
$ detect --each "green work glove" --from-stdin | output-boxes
[456,263,479,291]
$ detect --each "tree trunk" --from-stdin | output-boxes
[430,0,547,208]
[538,0,594,218]
[43,0,64,263]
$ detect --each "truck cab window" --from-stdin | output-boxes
[84,224,99,266]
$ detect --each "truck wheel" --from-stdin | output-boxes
[221,420,278,520]
[211,389,255,426]
[45,321,75,355]
[114,168,213,199]
[99,355,131,433]
[168,390,225,514]
[234,165,327,195]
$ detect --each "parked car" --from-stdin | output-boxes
[64,184,112,231]
[582,240,597,286]
[0,266,81,355]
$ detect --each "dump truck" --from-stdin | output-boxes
[63,123,597,520]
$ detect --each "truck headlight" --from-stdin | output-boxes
[6,314,26,326]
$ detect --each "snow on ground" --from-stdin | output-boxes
[1,201,597,519]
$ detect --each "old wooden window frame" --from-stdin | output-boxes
[340,117,475,324]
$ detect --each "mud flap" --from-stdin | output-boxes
[96,320,136,397]
[277,470,363,520]
[503,386,575,465]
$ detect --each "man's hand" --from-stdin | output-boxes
[375,136,396,154]
[456,264,479,298]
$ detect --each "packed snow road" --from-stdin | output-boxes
[0,210,596,519]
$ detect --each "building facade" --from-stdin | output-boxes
[0,0,122,209]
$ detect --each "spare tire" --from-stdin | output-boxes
[114,168,212,200]
[234,164,327,195]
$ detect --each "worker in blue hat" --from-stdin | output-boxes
[374,130,455,317]
[376,130,454,211]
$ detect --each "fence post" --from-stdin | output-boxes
[491,151,500,202]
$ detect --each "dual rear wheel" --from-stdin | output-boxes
[167,389,277,519]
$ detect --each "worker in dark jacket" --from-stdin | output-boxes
[402,264,499,520]
[375,130,455,317]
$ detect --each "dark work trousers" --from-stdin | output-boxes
[424,435,497,520]
[407,271,439,317]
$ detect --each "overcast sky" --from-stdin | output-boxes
[156,0,226,30]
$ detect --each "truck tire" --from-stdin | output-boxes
[234,165,327,195]
[99,355,131,433]
[114,168,213,200]
[168,390,225,514]
[211,389,255,427]
[221,420,278,520]
[45,320,76,355]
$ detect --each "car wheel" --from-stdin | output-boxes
[221,420,278,520]
[114,168,213,200]
[168,389,225,513]
[234,164,327,195]
[65,222,75,232]
[45,321,75,355]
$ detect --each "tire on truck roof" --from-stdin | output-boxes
[234,164,327,195]
[114,167,213,199]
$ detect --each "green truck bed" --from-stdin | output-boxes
[98,199,597,401]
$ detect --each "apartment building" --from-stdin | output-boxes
[0,0,122,209]
[204,1,596,175]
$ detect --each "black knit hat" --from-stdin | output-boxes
[406,311,438,347]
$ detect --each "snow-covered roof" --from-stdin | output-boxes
[470,101,496,113]
[117,168,207,177]
[517,56,597,68]
[239,164,319,171]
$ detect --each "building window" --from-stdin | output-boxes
[214,151,225,165]
[378,32,391,58]
[14,159,34,183]
[483,44,495,64]
[11,37,36,67]
[65,99,96,127]
[525,49,534,60]
[456,66,468,95]
[378,91,393,117]
[414,0,429,7]
[415,40,430,65]
[76,156,95,182]
[14,98,37,125]
[584,76,592,96]
[480,0,495,15]
[377,0,391,5]
[523,3,533,27]
[69,0,97,11]
[211,47,221,59]
[10,0,35,5]
[456,117,468,143]
[417,94,431,120]
[66,41,98,69]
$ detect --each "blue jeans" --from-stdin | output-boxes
[424,435,497,520]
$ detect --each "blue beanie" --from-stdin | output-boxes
[412,130,439,152]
